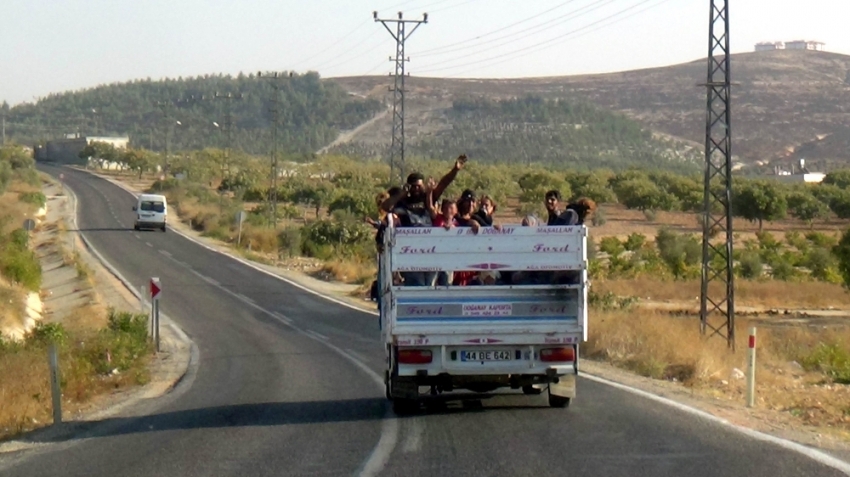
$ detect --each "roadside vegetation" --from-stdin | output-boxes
[0,144,155,440]
[0,308,152,439]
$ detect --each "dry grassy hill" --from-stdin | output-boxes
[327,50,850,171]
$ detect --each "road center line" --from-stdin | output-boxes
[177,266,399,477]
[159,250,172,258]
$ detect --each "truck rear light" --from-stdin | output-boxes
[540,347,575,362]
[398,349,432,364]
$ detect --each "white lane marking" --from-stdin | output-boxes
[175,266,399,477]
[235,293,255,305]
[159,250,172,258]
[145,242,153,247]
[305,330,329,342]
[581,374,850,475]
[272,312,292,325]
[134,234,141,239]
[345,348,370,364]
[401,419,422,454]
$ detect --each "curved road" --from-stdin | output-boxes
[0,165,845,477]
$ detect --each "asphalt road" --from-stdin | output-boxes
[0,164,846,477]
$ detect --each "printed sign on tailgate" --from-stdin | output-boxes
[397,296,579,321]
[392,226,584,273]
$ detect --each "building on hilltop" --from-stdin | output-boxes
[754,40,825,52]
[784,40,825,51]
[755,41,784,52]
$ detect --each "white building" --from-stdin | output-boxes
[755,41,784,52]
[784,40,825,51]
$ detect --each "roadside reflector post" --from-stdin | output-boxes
[746,327,757,408]
[140,284,146,315]
[48,342,62,425]
[150,277,162,352]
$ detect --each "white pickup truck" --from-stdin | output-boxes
[379,222,588,414]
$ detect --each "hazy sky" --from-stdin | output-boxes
[2,0,848,105]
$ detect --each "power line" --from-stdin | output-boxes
[444,0,673,77]
[414,0,582,56]
[290,21,371,70]
[415,0,616,61]
[306,29,383,72]
[415,0,620,69]
[374,10,428,183]
[417,0,663,74]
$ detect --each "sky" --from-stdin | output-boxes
[2,0,849,106]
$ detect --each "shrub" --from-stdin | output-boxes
[623,233,646,252]
[0,247,42,291]
[599,237,624,256]
[803,247,837,282]
[591,208,607,226]
[26,322,67,346]
[278,226,301,258]
[655,228,701,279]
[834,228,850,288]
[800,342,850,384]
[737,251,763,279]
[18,191,46,208]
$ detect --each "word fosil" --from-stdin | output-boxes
[462,303,513,317]
[532,243,570,253]
[399,245,437,254]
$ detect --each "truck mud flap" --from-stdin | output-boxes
[548,374,576,399]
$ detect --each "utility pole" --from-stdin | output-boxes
[700,0,735,349]
[258,71,292,228]
[213,92,244,186]
[374,10,428,183]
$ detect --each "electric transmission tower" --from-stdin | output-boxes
[213,92,244,185]
[374,11,428,183]
[258,71,292,227]
[700,0,735,349]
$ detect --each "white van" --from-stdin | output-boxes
[133,194,168,232]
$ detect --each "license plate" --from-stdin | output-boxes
[461,350,512,362]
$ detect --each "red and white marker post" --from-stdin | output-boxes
[746,327,757,408]
[151,277,162,352]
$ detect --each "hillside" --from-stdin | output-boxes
[329,50,850,171]
[328,95,701,173]
[5,72,383,156]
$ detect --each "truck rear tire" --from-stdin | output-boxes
[548,391,571,408]
[392,398,418,415]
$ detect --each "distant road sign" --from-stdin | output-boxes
[59,173,64,181]
[236,211,247,224]
[23,219,36,231]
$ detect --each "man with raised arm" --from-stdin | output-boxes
[381,154,468,286]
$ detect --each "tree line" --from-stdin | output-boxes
[6,72,383,155]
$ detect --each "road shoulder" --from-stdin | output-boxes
[0,174,194,453]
